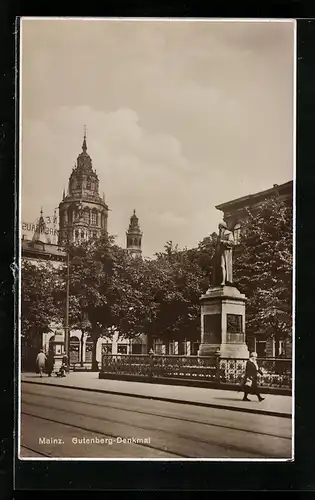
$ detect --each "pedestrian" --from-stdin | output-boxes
[36,349,47,378]
[241,352,265,402]
[62,353,69,373]
[46,347,55,377]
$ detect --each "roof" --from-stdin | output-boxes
[215,180,293,212]
[22,239,67,261]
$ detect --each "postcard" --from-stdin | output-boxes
[18,17,295,462]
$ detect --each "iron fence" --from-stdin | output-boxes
[100,354,292,390]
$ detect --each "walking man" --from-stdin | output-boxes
[36,349,47,378]
[241,352,265,402]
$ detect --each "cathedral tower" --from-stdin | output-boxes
[126,209,142,258]
[58,129,108,245]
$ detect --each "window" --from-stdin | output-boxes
[93,231,97,239]
[75,230,79,240]
[153,339,164,354]
[233,223,241,245]
[191,342,200,355]
[256,341,266,358]
[117,344,128,354]
[178,342,187,355]
[67,209,72,224]
[91,211,97,225]
[84,209,89,224]
[81,231,85,239]
[169,341,175,355]
[86,178,91,189]
[279,340,284,356]
[131,343,142,354]
[102,344,112,355]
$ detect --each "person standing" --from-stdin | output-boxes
[36,349,47,378]
[46,347,55,377]
[241,352,265,402]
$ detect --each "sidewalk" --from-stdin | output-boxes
[21,372,292,418]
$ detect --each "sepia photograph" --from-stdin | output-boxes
[18,17,295,461]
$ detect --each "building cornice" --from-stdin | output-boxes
[215,180,293,213]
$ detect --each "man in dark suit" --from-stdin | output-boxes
[242,352,265,402]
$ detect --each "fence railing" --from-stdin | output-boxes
[100,354,292,390]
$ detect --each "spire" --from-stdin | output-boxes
[32,207,51,244]
[62,188,65,200]
[82,125,87,153]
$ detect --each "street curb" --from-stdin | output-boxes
[21,380,292,419]
[98,372,291,396]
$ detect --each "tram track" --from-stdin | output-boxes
[21,398,287,458]
[22,387,291,441]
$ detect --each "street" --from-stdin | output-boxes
[20,382,292,459]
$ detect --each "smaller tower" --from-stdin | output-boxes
[126,209,142,258]
[32,208,52,244]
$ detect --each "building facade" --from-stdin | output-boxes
[215,180,293,245]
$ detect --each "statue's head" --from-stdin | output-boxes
[218,221,227,230]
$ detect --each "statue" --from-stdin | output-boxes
[212,221,234,286]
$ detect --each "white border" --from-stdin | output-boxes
[17,17,296,463]
[17,15,23,468]
[20,17,295,22]
[291,19,297,462]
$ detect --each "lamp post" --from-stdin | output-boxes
[64,248,70,357]
[58,242,70,357]
[79,298,88,367]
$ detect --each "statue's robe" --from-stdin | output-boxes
[211,230,234,286]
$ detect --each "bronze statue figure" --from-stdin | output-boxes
[212,221,234,286]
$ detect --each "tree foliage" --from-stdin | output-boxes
[234,195,293,353]
[21,260,60,347]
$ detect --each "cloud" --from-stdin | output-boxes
[21,105,199,255]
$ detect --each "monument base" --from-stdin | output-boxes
[198,342,249,358]
[199,285,249,359]
[198,343,220,357]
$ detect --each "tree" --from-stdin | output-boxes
[58,234,117,370]
[21,260,61,365]
[234,195,293,356]
[153,242,207,344]
[109,237,218,350]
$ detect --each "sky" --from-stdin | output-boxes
[20,18,295,257]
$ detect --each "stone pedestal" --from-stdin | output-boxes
[198,285,249,359]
